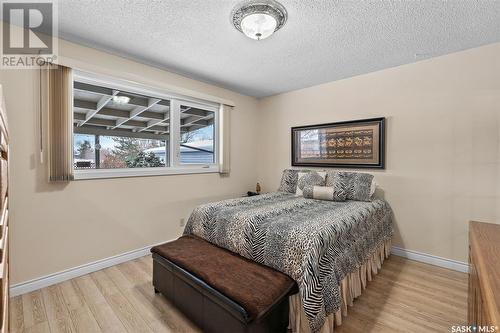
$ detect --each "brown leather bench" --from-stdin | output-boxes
[151,235,297,333]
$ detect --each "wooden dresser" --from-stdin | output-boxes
[0,86,9,333]
[469,221,500,328]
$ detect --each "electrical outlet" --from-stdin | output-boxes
[180,218,185,227]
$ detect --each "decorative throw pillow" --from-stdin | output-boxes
[303,185,347,201]
[277,169,315,193]
[326,171,374,201]
[296,171,326,196]
[277,169,300,193]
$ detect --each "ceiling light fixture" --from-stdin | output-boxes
[231,0,287,41]
[112,95,130,104]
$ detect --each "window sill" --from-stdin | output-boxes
[73,165,220,180]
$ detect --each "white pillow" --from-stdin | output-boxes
[303,185,347,202]
[296,171,326,196]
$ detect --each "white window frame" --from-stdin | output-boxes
[73,70,220,180]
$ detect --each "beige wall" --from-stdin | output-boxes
[1,37,499,285]
[0,39,259,284]
[257,43,500,262]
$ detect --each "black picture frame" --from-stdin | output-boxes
[291,117,386,169]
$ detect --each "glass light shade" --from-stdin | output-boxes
[112,95,131,105]
[240,13,277,40]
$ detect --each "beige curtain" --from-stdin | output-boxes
[219,104,232,175]
[46,65,74,181]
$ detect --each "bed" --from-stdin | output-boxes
[183,171,393,333]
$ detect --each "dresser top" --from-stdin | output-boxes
[470,221,500,325]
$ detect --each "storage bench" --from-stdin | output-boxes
[151,235,297,333]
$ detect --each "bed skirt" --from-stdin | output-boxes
[289,239,392,333]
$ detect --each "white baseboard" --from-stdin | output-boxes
[10,241,468,297]
[10,240,173,297]
[391,246,469,273]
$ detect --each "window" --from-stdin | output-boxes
[74,134,167,169]
[73,72,220,179]
[179,103,215,165]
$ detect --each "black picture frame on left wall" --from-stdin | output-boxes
[291,117,386,169]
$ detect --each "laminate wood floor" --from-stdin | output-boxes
[10,255,467,333]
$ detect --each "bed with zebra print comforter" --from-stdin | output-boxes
[183,192,393,333]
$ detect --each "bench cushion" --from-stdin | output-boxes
[151,235,296,321]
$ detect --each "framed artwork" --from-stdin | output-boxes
[291,117,385,169]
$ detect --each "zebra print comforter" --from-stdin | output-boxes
[183,192,393,332]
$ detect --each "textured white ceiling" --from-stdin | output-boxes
[58,0,500,98]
